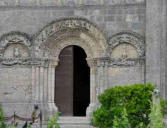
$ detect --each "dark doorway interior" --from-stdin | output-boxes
[55,45,90,116]
[73,46,90,116]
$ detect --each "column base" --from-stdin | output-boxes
[86,103,99,118]
[48,102,58,117]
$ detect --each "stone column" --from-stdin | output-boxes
[35,66,40,103]
[43,66,48,119]
[47,59,58,116]
[40,67,44,105]
[86,58,98,117]
[31,59,58,118]
[31,66,36,102]
[97,58,110,94]
[104,60,109,90]
[98,61,104,94]
[86,58,109,117]
[146,0,167,99]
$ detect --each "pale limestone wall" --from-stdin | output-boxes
[0,0,145,6]
[0,2,145,38]
[0,0,166,125]
[108,66,145,88]
[0,67,33,117]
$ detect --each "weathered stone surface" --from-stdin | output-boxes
[0,0,166,127]
[0,0,145,6]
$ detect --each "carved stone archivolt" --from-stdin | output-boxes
[33,18,107,59]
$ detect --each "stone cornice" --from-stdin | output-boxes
[0,0,145,7]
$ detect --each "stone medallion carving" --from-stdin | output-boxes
[4,43,29,58]
[108,31,145,66]
[109,31,145,57]
[0,32,32,57]
[0,32,33,66]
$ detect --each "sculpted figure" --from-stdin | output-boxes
[13,47,21,58]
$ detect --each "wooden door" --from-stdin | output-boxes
[55,46,74,116]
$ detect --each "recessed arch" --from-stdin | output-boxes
[32,18,107,117]
[108,31,145,58]
[52,37,94,60]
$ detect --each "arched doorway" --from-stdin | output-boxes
[55,45,90,116]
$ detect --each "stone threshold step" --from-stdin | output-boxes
[59,125,91,128]
[58,117,90,124]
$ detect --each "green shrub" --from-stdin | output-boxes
[27,124,32,128]
[148,93,165,128]
[0,106,5,128]
[47,113,60,128]
[93,83,155,128]
[112,108,131,128]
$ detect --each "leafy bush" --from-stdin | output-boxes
[0,106,5,128]
[27,124,32,128]
[93,83,155,128]
[47,113,60,128]
[148,93,165,128]
[112,108,131,128]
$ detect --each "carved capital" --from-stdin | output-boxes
[49,57,59,67]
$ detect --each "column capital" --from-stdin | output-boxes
[49,57,59,67]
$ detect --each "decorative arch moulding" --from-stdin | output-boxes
[0,19,145,67]
[34,18,106,45]
[33,18,107,59]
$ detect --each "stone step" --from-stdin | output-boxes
[60,124,91,128]
[58,117,91,128]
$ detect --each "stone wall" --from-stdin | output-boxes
[0,67,33,117]
[0,1,145,37]
[0,0,145,6]
[0,0,166,126]
[0,0,146,119]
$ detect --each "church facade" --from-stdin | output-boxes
[0,0,166,127]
